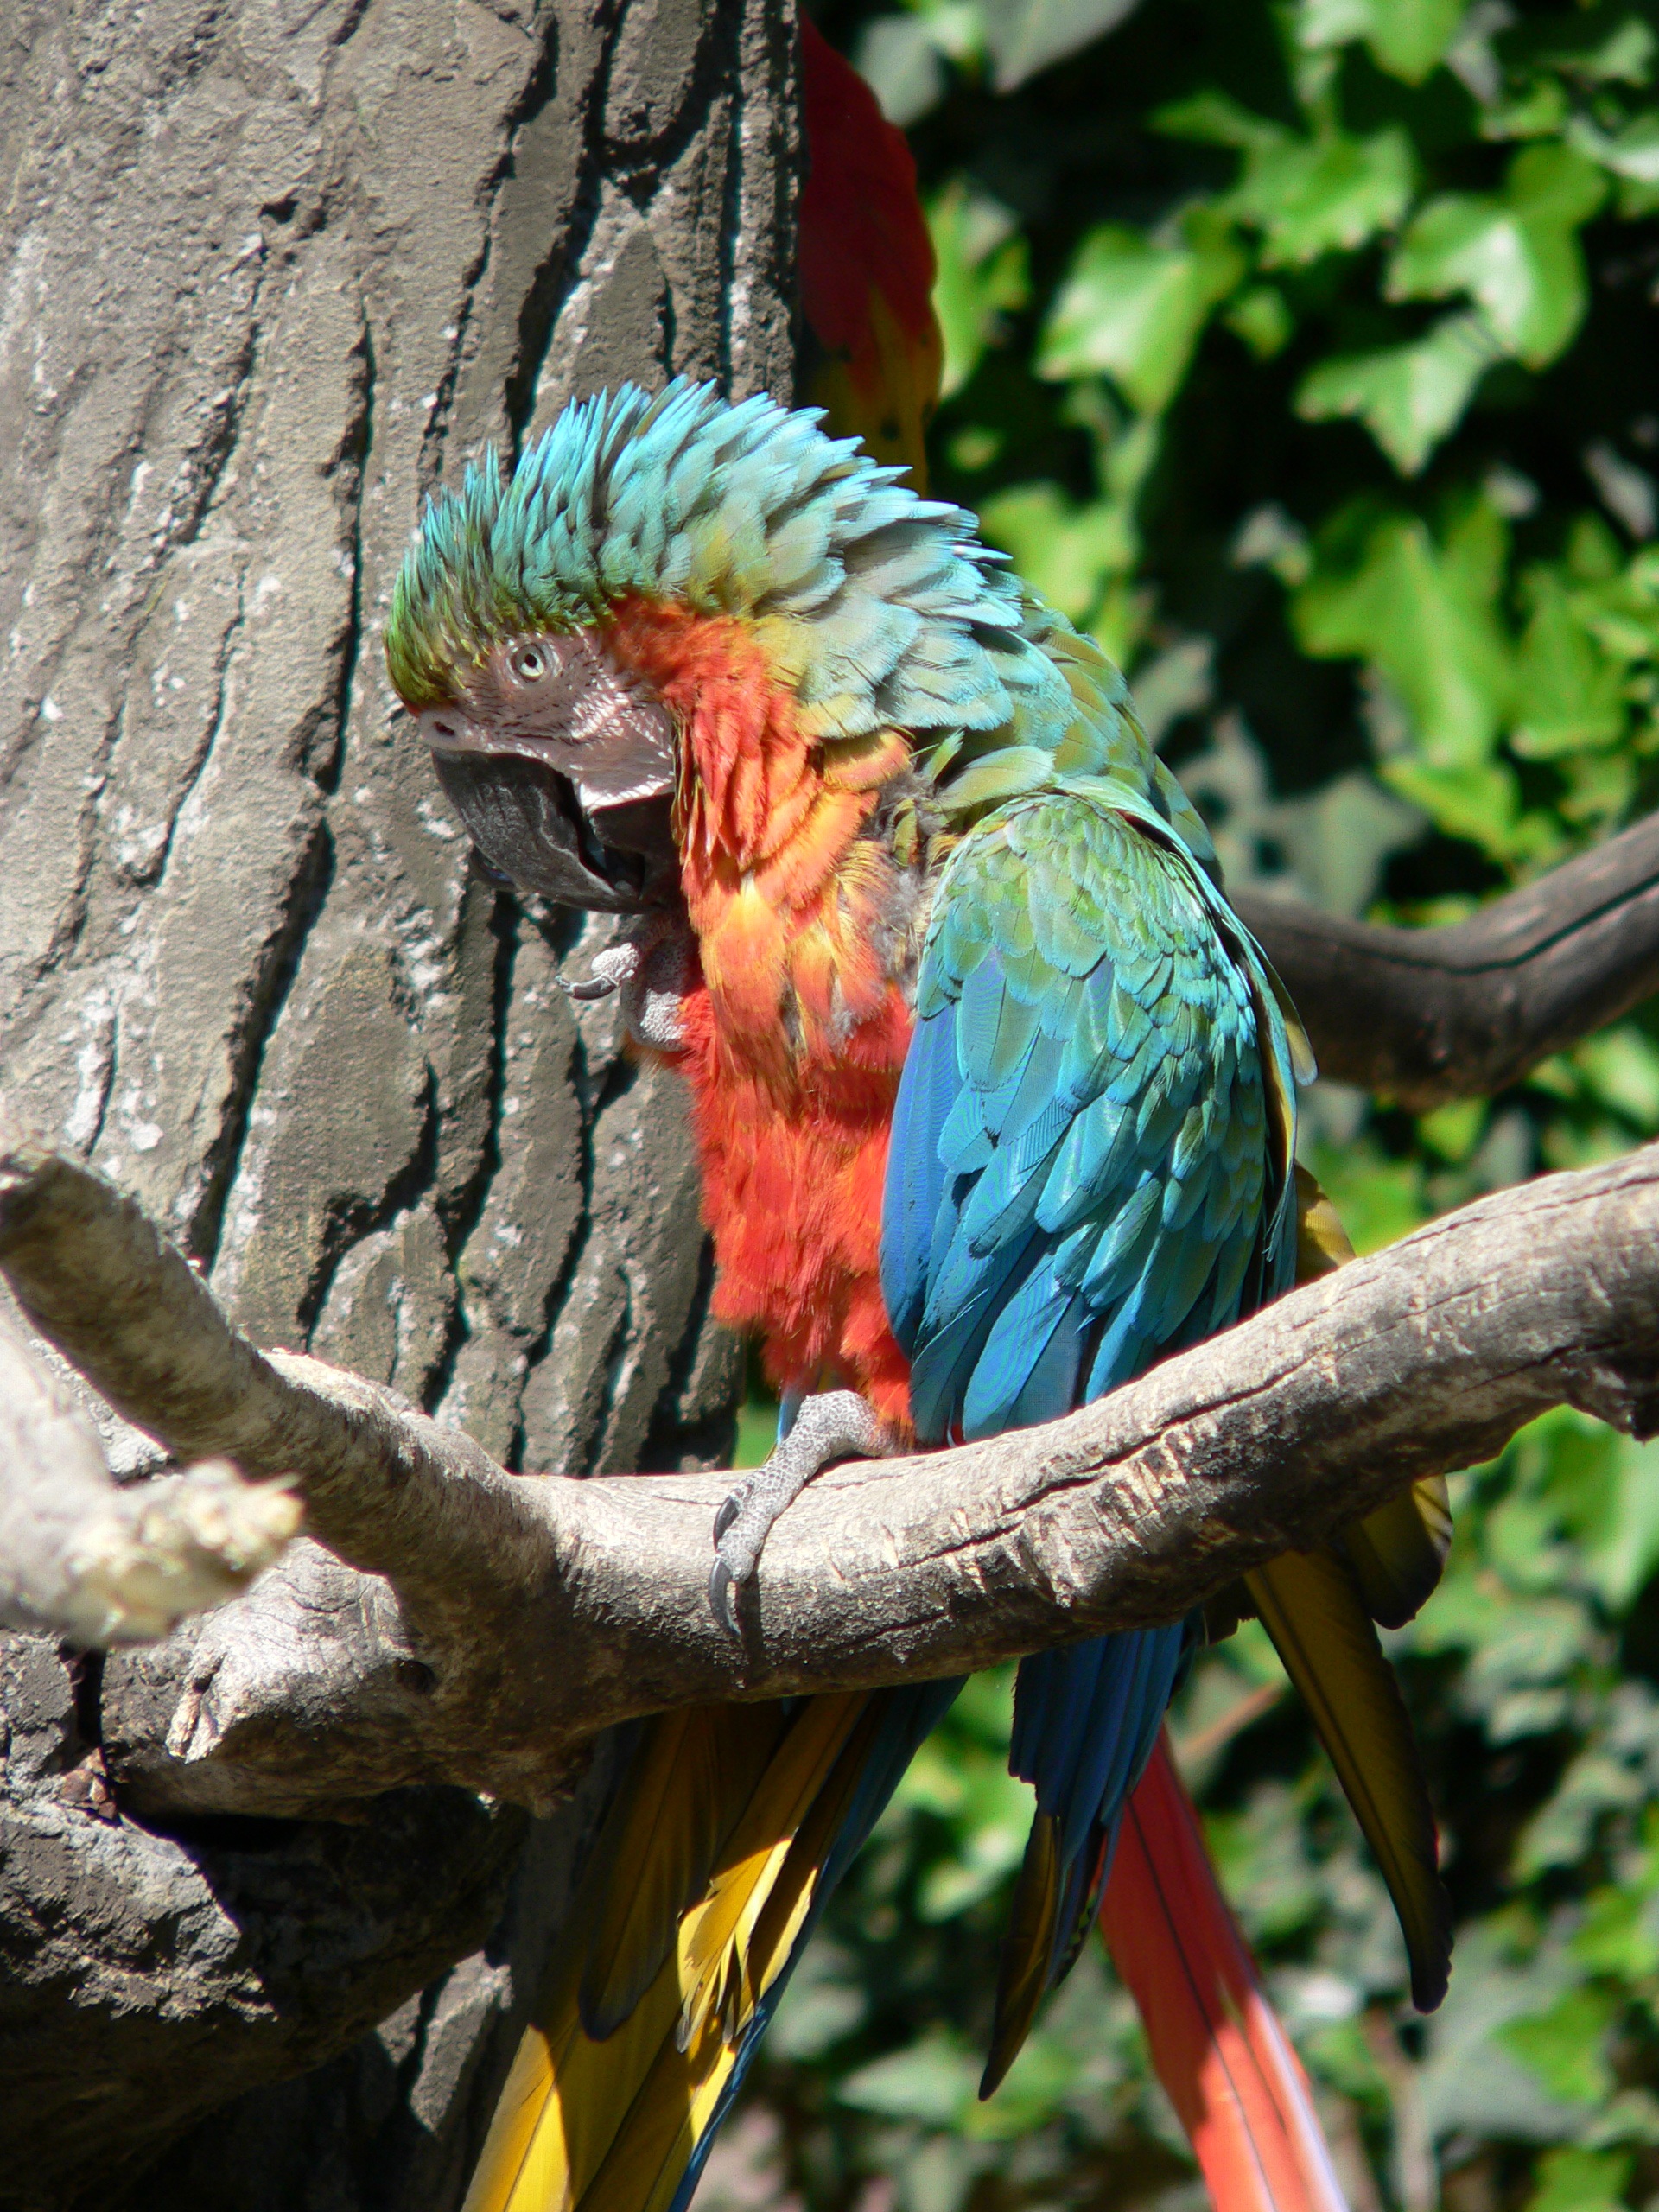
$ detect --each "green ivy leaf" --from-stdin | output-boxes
[837,2030,979,2126]
[1570,110,1659,188]
[928,180,1031,397]
[1294,499,1514,767]
[977,0,1146,92]
[1388,143,1609,368]
[1296,312,1497,474]
[1294,0,1465,85]
[977,481,1135,620]
[1512,569,1630,756]
[1159,93,1415,264]
[1224,283,1294,356]
[1525,2146,1634,2212]
[1500,1985,1620,2107]
[1037,211,1245,411]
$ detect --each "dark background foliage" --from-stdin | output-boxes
[709,5,1659,2209]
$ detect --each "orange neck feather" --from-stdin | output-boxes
[603,599,914,1431]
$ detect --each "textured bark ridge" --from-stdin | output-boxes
[0,2,795,2203]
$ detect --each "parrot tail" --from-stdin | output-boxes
[462,1684,958,2212]
[1099,1733,1351,2212]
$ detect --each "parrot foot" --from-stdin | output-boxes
[557,939,642,1001]
[559,920,695,1052]
[709,1390,894,1637]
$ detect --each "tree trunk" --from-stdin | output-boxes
[0,2,797,2203]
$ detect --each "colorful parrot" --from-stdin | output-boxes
[385,378,1453,2212]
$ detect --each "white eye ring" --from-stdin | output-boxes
[512,644,547,682]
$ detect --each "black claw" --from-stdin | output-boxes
[709,1559,740,1638]
[557,971,620,1001]
[713,1493,741,1542]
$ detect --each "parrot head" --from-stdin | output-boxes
[410,624,679,915]
[385,382,1182,966]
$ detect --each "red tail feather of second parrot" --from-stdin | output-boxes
[1099,1735,1351,2212]
[799,17,944,486]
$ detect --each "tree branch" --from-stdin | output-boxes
[1236,809,1659,1108]
[5,1124,1659,1820]
[0,1305,297,1644]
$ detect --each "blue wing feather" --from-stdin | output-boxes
[880,790,1300,2042]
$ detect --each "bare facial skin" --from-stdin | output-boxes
[422,632,677,820]
[418,631,681,913]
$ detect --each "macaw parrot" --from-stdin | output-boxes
[384,375,1453,2212]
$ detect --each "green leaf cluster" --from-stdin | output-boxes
[718,3,1659,2207]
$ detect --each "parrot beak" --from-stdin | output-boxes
[420,709,678,916]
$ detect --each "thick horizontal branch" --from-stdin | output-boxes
[1236,809,1659,1108]
[5,1126,1659,1816]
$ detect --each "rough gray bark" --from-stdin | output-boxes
[1236,808,1659,1109]
[9,1132,1659,1814]
[0,0,797,2203]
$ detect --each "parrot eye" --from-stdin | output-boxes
[512,644,548,683]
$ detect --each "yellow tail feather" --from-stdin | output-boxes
[1292,1164,1453,1630]
[1344,1476,1453,1629]
[1245,1547,1452,2011]
[463,1694,875,2212]
[581,1706,794,2037]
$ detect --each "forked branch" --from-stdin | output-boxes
[3,1126,1659,1818]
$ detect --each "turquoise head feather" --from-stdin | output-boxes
[385,379,1219,861]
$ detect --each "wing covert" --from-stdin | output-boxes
[882,791,1294,1450]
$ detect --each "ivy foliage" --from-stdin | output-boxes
[715,5,1659,2209]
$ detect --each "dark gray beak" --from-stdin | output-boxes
[428,747,677,914]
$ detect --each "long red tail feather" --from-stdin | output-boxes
[1099,1733,1351,2212]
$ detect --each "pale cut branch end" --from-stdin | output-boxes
[64,1461,303,1646]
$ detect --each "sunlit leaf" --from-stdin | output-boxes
[977,0,1146,91]
[1224,283,1294,356]
[1512,570,1629,755]
[1294,499,1514,767]
[1160,93,1415,264]
[1526,2146,1635,2212]
[1295,0,1466,84]
[837,2029,979,2123]
[1570,110,1659,186]
[854,13,951,126]
[977,481,1134,619]
[1296,312,1497,474]
[1037,211,1245,411]
[928,179,1031,396]
[1502,1986,1621,2107]
[1388,143,1608,367]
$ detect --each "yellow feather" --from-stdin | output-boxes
[1292,1164,1454,1629]
[1245,1548,1452,2011]
[1344,1476,1453,1629]
[461,1694,876,2212]
[1293,1159,1356,1279]
[582,1706,791,2038]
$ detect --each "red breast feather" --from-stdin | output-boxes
[604,599,917,1433]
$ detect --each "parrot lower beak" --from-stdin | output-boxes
[427,745,677,915]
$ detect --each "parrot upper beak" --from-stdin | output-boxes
[420,709,679,916]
